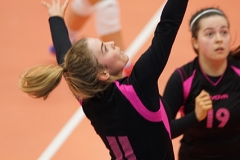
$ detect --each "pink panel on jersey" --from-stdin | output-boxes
[118,136,137,160]
[231,66,240,76]
[106,136,136,160]
[106,136,123,160]
[182,70,196,101]
[115,81,171,138]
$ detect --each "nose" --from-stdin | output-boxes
[215,33,223,43]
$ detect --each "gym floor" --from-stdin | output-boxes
[1,0,240,159]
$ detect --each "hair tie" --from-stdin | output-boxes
[63,67,68,72]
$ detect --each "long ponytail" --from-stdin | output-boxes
[19,65,64,100]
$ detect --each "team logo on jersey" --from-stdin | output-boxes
[211,94,228,101]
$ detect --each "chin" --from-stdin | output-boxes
[212,56,227,62]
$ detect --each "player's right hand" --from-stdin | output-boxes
[195,90,212,121]
[41,0,69,18]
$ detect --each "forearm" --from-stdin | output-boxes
[134,0,189,83]
[151,0,189,74]
[49,16,72,65]
[171,112,199,138]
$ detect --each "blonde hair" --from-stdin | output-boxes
[19,65,63,100]
[19,38,112,100]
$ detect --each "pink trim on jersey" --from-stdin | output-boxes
[118,136,137,160]
[183,70,196,101]
[160,100,171,139]
[199,61,226,86]
[106,137,123,160]
[106,136,136,160]
[231,66,240,76]
[177,69,184,82]
[115,81,171,138]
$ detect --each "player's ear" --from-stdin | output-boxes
[192,38,199,50]
[98,70,109,81]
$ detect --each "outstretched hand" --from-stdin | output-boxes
[41,0,69,18]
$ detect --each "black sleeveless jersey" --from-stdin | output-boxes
[163,57,240,160]
[48,0,189,159]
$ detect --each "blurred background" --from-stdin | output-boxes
[1,0,240,159]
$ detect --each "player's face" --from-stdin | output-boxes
[193,15,231,62]
[87,38,129,76]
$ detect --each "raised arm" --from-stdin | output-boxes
[132,0,189,85]
[42,0,72,65]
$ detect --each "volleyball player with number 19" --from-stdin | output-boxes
[163,7,240,160]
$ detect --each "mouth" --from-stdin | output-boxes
[215,47,224,52]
